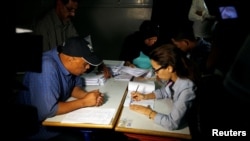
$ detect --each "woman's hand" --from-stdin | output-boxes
[130,104,151,116]
[131,91,145,101]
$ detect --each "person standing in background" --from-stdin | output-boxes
[188,0,217,43]
[33,0,111,78]
[33,0,79,51]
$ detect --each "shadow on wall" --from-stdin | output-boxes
[16,0,153,60]
[73,0,153,60]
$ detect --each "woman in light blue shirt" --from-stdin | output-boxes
[130,44,198,130]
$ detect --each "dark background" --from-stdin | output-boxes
[5,0,250,140]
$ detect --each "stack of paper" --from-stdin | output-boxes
[81,72,106,85]
[103,60,125,76]
[102,60,150,81]
[113,71,133,81]
[120,66,149,77]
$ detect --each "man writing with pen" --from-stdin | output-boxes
[17,36,105,141]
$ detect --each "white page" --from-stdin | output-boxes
[61,107,115,124]
[120,66,149,77]
[124,81,155,108]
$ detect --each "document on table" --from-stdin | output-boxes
[120,66,149,77]
[123,81,155,108]
[61,107,116,124]
[81,71,106,85]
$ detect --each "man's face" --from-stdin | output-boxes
[171,38,190,52]
[59,0,78,22]
[70,57,90,76]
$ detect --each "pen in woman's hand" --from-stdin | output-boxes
[132,85,139,101]
[135,85,139,93]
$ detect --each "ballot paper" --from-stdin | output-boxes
[123,81,155,108]
[61,107,116,124]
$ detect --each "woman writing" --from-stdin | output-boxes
[130,44,198,130]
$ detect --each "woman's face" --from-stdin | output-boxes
[151,60,171,81]
[144,36,158,46]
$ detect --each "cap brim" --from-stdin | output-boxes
[83,54,103,66]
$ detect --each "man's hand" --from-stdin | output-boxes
[98,63,112,79]
[81,89,104,107]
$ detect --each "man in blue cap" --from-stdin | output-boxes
[18,36,104,141]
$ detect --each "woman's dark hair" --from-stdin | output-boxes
[149,44,199,84]
[139,20,160,40]
[58,0,81,5]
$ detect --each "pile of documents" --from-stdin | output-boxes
[103,60,125,76]
[103,60,151,81]
[81,72,106,85]
[103,60,133,81]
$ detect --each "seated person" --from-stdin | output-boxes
[171,27,212,75]
[17,36,104,141]
[119,20,161,69]
[130,44,199,130]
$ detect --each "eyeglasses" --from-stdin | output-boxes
[153,66,164,74]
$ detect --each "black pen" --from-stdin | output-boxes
[132,85,140,101]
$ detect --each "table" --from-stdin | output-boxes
[115,86,192,140]
[42,78,128,129]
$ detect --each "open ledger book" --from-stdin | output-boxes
[59,97,116,124]
[124,81,155,108]
[61,107,115,124]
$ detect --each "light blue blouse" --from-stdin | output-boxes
[132,51,152,69]
[153,78,196,130]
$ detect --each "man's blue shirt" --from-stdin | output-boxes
[18,48,83,140]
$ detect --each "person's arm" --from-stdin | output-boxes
[124,61,136,68]
[131,91,156,101]
[129,104,156,119]
[98,63,112,78]
[71,86,88,98]
[188,0,205,22]
[155,88,196,130]
[57,88,103,115]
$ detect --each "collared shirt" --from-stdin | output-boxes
[18,48,83,140]
[33,9,78,52]
[153,78,196,130]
